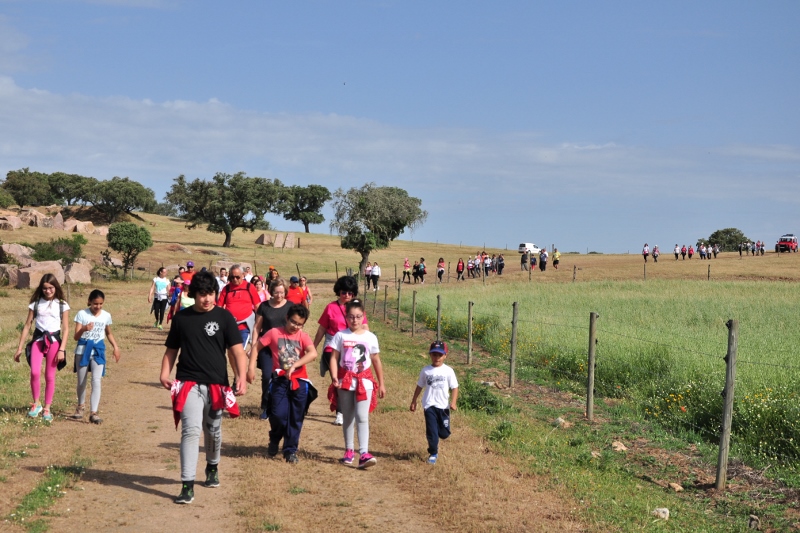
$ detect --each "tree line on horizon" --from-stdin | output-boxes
[0,169,428,265]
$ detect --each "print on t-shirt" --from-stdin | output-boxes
[341,340,368,373]
[426,374,448,390]
[277,338,302,371]
[204,321,220,336]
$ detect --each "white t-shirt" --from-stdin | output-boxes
[331,329,379,391]
[153,277,170,300]
[29,298,70,332]
[417,364,459,410]
[74,309,113,342]
[371,265,381,277]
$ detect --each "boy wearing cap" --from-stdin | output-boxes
[286,276,305,305]
[180,261,196,283]
[409,341,459,465]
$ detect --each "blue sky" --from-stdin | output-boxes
[0,1,798,252]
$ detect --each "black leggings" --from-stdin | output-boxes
[153,299,168,325]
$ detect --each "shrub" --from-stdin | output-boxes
[458,371,509,415]
[30,234,87,264]
[0,188,15,209]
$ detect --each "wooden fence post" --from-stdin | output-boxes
[383,286,388,321]
[573,265,577,282]
[296,263,302,279]
[716,319,738,491]
[411,291,417,337]
[587,312,598,422]
[708,264,711,281]
[509,302,519,388]
[436,294,442,341]
[335,261,339,280]
[643,263,646,281]
[396,282,401,329]
[372,288,378,316]
[467,301,474,365]
[447,262,451,283]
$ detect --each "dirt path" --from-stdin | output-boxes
[3,286,586,533]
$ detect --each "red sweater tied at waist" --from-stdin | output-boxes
[327,366,378,413]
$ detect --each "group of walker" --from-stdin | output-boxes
[14,267,459,507]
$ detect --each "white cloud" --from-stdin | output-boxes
[0,15,32,72]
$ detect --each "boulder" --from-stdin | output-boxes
[19,209,45,226]
[73,221,95,233]
[77,258,94,270]
[0,221,16,231]
[0,243,35,266]
[164,264,181,272]
[0,264,19,287]
[0,216,23,229]
[215,260,236,271]
[53,212,64,230]
[284,233,296,249]
[17,261,65,289]
[93,225,108,236]
[64,262,92,284]
[102,254,124,268]
[273,233,286,248]
[64,218,80,232]
[255,233,273,245]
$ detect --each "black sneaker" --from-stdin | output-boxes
[285,453,299,464]
[267,440,279,457]
[204,467,219,488]
[175,483,194,504]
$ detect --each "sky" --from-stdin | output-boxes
[0,1,798,253]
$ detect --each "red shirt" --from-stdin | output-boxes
[217,281,259,324]
[180,270,195,283]
[259,327,313,388]
[286,286,305,305]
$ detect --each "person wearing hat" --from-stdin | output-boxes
[179,279,195,310]
[409,340,459,465]
[180,261,196,283]
[286,276,305,305]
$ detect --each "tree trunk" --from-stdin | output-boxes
[222,231,232,247]
[358,252,370,279]
[304,222,310,233]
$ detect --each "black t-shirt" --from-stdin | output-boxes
[165,306,241,385]
[256,300,291,337]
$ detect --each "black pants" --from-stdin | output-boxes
[424,406,451,455]
[257,347,273,410]
[152,299,168,324]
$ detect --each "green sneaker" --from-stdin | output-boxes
[175,483,194,504]
[204,467,219,488]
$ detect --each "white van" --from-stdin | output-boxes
[518,243,541,255]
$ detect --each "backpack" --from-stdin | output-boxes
[220,281,257,307]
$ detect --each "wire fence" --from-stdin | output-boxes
[359,282,800,491]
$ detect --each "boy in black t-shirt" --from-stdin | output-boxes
[160,271,248,505]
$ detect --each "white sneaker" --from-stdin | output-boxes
[334,412,343,426]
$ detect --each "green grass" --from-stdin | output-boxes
[368,318,789,531]
[7,462,86,532]
[398,279,800,476]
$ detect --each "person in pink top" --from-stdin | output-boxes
[312,276,367,425]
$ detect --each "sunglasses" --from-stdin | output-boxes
[230,275,242,280]
[339,291,355,297]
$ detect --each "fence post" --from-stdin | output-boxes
[716,319,739,491]
[335,261,339,279]
[643,263,646,281]
[66,282,71,304]
[587,312,598,422]
[529,261,532,282]
[411,291,417,337]
[467,301,474,365]
[436,294,442,341]
[509,302,519,388]
[383,286,388,321]
[573,265,577,282]
[296,263,302,279]
[708,264,711,281]
[396,282,401,329]
[447,262,450,283]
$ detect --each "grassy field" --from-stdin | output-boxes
[395,268,800,480]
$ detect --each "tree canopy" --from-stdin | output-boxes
[166,172,282,247]
[49,172,97,206]
[280,184,331,233]
[705,228,750,251]
[106,222,153,278]
[87,177,156,223]
[2,168,55,206]
[330,183,427,271]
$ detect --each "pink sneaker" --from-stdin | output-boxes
[340,449,355,465]
[358,452,376,469]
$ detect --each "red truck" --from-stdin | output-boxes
[775,234,798,252]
